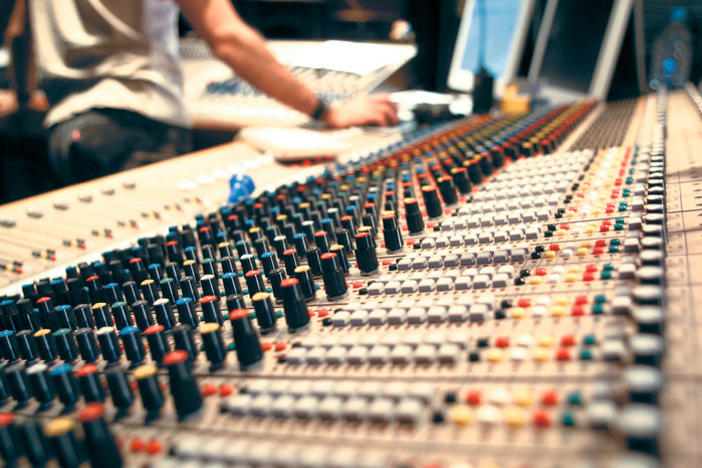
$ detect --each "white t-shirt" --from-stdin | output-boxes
[30,0,191,128]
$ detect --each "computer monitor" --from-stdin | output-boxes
[447,0,535,96]
[528,0,634,101]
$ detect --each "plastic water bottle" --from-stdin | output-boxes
[649,7,693,90]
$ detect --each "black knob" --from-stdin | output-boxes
[34,329,57,362]
[176,297,198,329]
[201,258,219,280]
[283,249,300,276]
[221,272,242,296]
[382,211,403,252]
[200,323,227,371]
[330,244,349,273]
[91,302,113,329]
[36,297,55,330]
[105,366,133,412]
[119,326,145,366]
[139,279,160,305]
[240,253,257,275]
[225,294,246,312]
[0,412,19,464]
[27,363,55,406]
[314,231,331,253]
[281,278,310,332]
[244,269,265,298]
[121,281,140,305]
[293,233,309,258]
[75,328,99,362]
[16,330,37,362]
[172,325,198,361]
[102,282,123,305]
[0,330,19,362]
[73,304,94,329]
[49,363,79,409]
[294,265,316,300]
[404,198,425,233]
[200,295,223,325]
[179,276,198,300]
[53,305,77,331]
[96,326,121,363]
[44,417,84,468]
[159,277,180,305]
[438,176,458,205]
[18,420,51,466]
[145,324,169,364]
[306,247,323,276]
[163,350,203,420]
[153,298,176,330]
[260,251,279,277]
[267,268,287,301]
[355,232,378,274]
[110,301,131,330]
[421,186,442,218]
[77,364,106,402]
[53,328,78,362]
[229,309,263,370]
[134,364,164,417]
[78,403,122,468]
[252,292,277,333]
[321,252,347,300]
[200,274,220,297]
[130,300,153,331]
[5,363,31,404]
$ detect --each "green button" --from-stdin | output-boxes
[200,315,205,321]
[583,334,597,345]
[610,239,620,246]
[592,304,604,315]
[227,343,236,351]
[618,206,627,212]
[276,311,284,318]
[629,168,635,174]
[601,270,612,280]
[562,413,576,427]
[625,177,633,184]
[266,287,272,293]
[580,349,593,360]
[608,246,619,253]
[249,312,256,320]
[315,284,321,290]
[614,223,624,231]
[223,313,229,321]
[621,191,630,197]
[243,289,248,295]
[616,218,624,223]
[568,392,583,406]
[239,272,245,277]
[603,263,614,270]
[595,294,606,303]
[199,344,205,351]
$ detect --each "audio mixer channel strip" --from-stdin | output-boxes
[0,87,699,467]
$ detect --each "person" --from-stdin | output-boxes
[21,0,399,184]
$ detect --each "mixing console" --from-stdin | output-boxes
[0,86,700,467]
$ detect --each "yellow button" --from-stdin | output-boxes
[566,212,576,219]
[200,322,220,334]
[538,335,555,347]
[512,388,533,407]
[504,406,526,427]
[556,230,567,237]
[580,241,593,248]
[511,307,526,319]
[533,348,550,362]
[565,273,579,282]
[545,251,557,259]
[585,226,596,234]
[554,295,569,306]
[576,248,588,257]
[449,405,472,426]
[551,305,566,317]
[567,265,581,273]
[592,208,602,216]
[133,364,158,380]
[44,417,74,437]
[486,349,503,363]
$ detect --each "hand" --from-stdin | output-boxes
[325,94,399,128]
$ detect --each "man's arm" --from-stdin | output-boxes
[175,0,397,127]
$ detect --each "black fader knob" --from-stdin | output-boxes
[294,265,316,301]
[244,269,265,298]
[119,326,145,366]
[421,185,443,218]
[75,328,99,363]
[105,366,133,414]
[321,252,348,300]
[404,198,425,234]
[134,364,164,419]
[77,364,106,403]
[163,350,203,420]
[200,323,227,371]
[49,363,79,409]
[252,291,277,333]
[281,278,311,332]
[96,327,121,364]
[200,295,223,325]
[437,175,458,205]
[176,297,198,329]
[229,309,263,370]
[145,324,170,364]
[382,211,404,252]
[78,403,123,468]
[355,232,379,274]
[44,417,84,468]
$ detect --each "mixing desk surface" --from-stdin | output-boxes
[0,86,701,468]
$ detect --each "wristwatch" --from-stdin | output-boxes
[311,97,330,121]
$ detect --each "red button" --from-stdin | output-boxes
[561,335,575,347]
[146,439,162,455]
[202,384,217,396]
[533,409,551,427]
[261,341,272,351]
[466,389,482,405]
[382,259,391,266]
[534,267,547,276]
[570,305,585,316]
[517,298,531,308]
[219,384,233,397]
[541,390,559,406]
[495,337,510,348]
[352,282,363,289]
[575,295,588,305]
[595,239,606,247]
[582,272,595,281]
[275,342,287,352]
[556,348,571,361]
[317,309,329,318]
[549,244,560,251]
[592,247,604,255]
[585,264,598,272]
[130,438,145,453]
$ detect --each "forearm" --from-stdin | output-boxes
[177,0,318,116]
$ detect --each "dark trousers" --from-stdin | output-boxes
[47,108,192,185]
